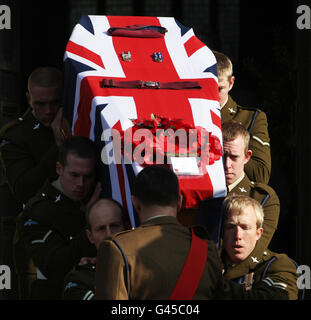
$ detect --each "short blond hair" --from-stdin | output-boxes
[213,50,233,81]
[222,195,264,229]
[222,120,250,153]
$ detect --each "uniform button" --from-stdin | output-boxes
[69,236,73,240]
[263,251,267,256]
[42,193,46,197]
[18,117,23,121]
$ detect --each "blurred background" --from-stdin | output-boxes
[0,0,310,299]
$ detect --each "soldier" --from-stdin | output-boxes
[95,165,289,300]
[222,120,279,252]
[63,198,129,300]
[214,50,271,184]
[220,195,298,300]
[95,165,226,300]
[0,66,70,205]
[16,136,100,299]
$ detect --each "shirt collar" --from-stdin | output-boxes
[220,96,229,109]
[51,177,74,204]
[144,215,172,223]
[227,172,245,193]
[51,177,86,210]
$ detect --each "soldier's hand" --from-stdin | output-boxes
[61,115,72,140]
[51,108,72,147]
[51,108,63,147]
[79,256,97,266]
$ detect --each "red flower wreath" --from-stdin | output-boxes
[118,114,222,168]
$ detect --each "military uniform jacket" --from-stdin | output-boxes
[95,216,224,300]
[0,108,58,204]
[63,262,95,300]
[18,180,96,299]
[227,174,280,251]
[221,95,271,184]
[223,246,299,300]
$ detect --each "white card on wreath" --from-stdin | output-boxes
[170,157,201,176]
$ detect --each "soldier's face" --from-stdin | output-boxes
[223,206,263,264]
[223,136,252,186]
[26,86,60,127]
[86,200,125,249]
[56,153,96,202]
[218,76,235,108]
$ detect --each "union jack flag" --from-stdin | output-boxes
[62,15,226,227]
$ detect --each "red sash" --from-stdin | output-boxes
[170,228,208,300]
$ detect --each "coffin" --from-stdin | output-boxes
[62,15,226,229]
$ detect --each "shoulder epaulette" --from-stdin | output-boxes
[23,184,61,209]
[253,182,275,195]
[113,227,136,238]
[0,109,33,137]
[237,104,264,113]
[0,117,24,136]
[23,192,48,211]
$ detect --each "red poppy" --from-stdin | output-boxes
[118,114,223,167]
